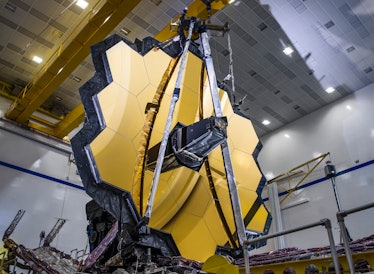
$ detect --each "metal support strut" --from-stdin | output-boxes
[325,160,352,244]
[2,209,25,241]
[200,29,249,273]
[144,16,195,223]
[43,218,66,247]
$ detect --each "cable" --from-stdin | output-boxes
[227,31,236,97]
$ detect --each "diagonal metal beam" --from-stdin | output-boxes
[54,103,85,139]
[268,152,330,204]
[6,0,141,125]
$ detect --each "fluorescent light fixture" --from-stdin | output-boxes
[151,0,162,5]
[103,15,111,24]
[5,2,17,12]
[346,105,352,110]
[231,0,241,5]
[52,29,64,38]
[283,46,294,56]
[72,76,82,83]
[120,27,130,35]
[76,0,88,9]
[32,55,43,64]
[325,86,335,93]
[284,133,290,138]
[265,172,274,180]
[262,119,270,125]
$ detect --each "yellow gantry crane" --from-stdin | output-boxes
[4,0,230,139]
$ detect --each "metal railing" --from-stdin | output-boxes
[337,201,374,274]
[242,218,341,274]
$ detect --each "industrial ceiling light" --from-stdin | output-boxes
[5,2,17,12]
[325,86,335,93]
[53,29,64,38]
[262,119,270,125]
[346,105,352,110]
[103,15,111,24]
[76,0,88,9]
[120,27,131,35]
[265,172,274,180]
[32,55,43,64]
[150,0,162,5]
[73,76,82,83]
[228,0,241,5]
[284,133,290,138]
[283,46,294,56]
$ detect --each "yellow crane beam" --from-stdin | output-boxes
[54,103,85,139]
[154,0,230,41]
[6,0,142,128]
[5,0,229,139]
[55,0,230,140]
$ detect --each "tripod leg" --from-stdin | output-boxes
[200,30,249,273]
[144,19,195,222]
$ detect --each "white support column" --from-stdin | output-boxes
[268,182,286,249]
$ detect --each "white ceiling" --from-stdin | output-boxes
[0,0,373,137]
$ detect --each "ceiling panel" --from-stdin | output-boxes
[0,0,373,138]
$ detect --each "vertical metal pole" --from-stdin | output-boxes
[324,219,341,274]
[201,32,223,118]
[337,214,355,274]
[144,20,195,222]
[201,30,249,274]
[268,182,286,249]
[331,177,343,211]
[326,162,352,243]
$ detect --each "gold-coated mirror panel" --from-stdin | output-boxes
[167,212,218,261]
[88,40,269,261]
[90,127,136,189]
[143,48,176,87]
[203,200,235,244]
[246,205,269,232]
[228,113,258,154]
[231,149,262,191]
[100,82,144,140]
[145,169,200,228]
[106,42,149,96]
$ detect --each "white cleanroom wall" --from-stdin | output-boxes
[0,119,91,255]
[258,83,374,251]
